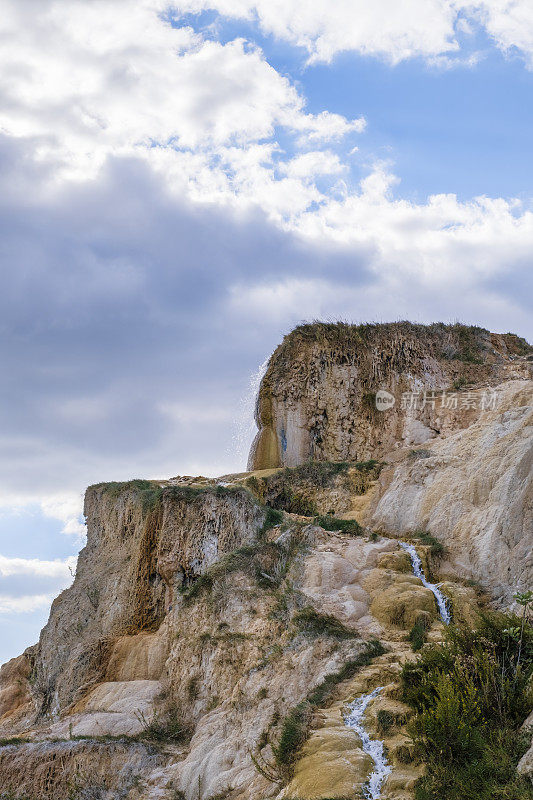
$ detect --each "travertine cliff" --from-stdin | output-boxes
[1,480,454,799]
[249,322,531,469]
[249,322,533,603]
[367,379,533,604]
[0,321,531,800]
[31,483,270,718]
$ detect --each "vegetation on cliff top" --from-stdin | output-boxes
[277,321,531,360]
[273,321,493,363]
[401,606,533,800]
[91,479,258,511]
[245,460,382,518]
[262,321,532,394]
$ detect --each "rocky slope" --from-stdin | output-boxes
[0,321,531,800]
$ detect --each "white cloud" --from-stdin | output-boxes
[0,0,362,183]
[0,594,57,614]
[178,0,459,63]
[0,494,86,541]
[39,496,86,539]
[178,0,533,65]
[464,1,533,66]
[0,555,77,579]
[281,151,346,180]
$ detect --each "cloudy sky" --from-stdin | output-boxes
[1,0,533,664]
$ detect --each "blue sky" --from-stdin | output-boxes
[1,0,533,665]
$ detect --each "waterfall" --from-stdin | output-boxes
[399,541,451,625]
[344,686,391,799]
[231,357,269,469]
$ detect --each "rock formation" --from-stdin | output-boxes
[0,321,531,800]
[249,322,531,469]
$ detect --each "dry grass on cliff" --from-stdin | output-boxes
[293,607,359,640]
[274,321,492,366]
[263,321,530,398]
[245,460,382,518]
[179,534,297,603]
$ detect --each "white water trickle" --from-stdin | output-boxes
[344,686,391,799]
[399,541,451,625]
[231,357,269,469]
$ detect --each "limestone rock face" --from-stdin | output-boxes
[0,321,532,800]
[368,380,533,603]
[0,650,35,730]
[28,483,268,718]
[0,740,164,799]
[249,322,531,470]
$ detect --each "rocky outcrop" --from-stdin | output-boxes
[0,740,164,799]
[249,322,531,470]
[0,481,472,799]
[0,320,531,800]
[26,483,269,719]
[248,322,532,605]
[367,379,533,604]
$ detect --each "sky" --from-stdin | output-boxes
[1,0,533,665]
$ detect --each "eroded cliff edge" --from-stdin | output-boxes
[250,321,533,602]
[0,320,531,800]
[249,321,531,469]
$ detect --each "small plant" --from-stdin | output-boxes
[261,507,284,533]
[314,515,362,536]
[139,706,193,744]
[293,607,359,640]
[85,586,100,610]
[408,614,431,652]
[411,530,444,558]
[376,709,395,732]
[272,702,313,779]
[452,376,469,391]
[408,449,431,459]
[186,676,200,701]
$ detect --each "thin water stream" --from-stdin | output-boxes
[343,540,450,798]
[398,541,451,624]
[344,687,392,799]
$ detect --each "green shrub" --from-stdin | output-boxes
[273,702,313,778]
[261,506,284,532]
[376,709,395,732]
[452,376,469,391]
[408,615,430,652]
[314,516,362,536]
[401,609,533,800]
[411,530,444,558]
[293,607,359,640]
